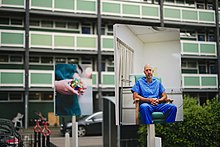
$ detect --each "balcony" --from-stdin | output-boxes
[181,40,217,57]
[182,74,218,89]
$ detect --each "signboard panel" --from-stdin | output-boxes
[54,63,93,116]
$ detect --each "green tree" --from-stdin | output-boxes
[138,97,220,147]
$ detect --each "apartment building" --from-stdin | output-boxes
[0,0,219,126]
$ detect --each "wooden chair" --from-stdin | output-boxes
[134,98,173,124]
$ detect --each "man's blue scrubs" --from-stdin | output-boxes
[131,77,177,124]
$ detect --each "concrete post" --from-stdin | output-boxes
[147,124,155,147]
[72,116,78,147]
[65,132,70,147]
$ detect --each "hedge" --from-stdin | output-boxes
[138,97,220,147]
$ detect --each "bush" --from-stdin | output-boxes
[138,97,220,147]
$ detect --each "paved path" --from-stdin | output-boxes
[50,136,103,147]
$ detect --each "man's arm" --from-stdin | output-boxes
[157,92,167,103]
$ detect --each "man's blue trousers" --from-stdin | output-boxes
[139,103,177,124]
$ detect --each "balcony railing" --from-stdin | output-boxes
[0,70,25,87]
[30,31,97,51]
[181,40,217,56]
[101,0,160,19]
[182,74,218,89]
[29,70,54,87]
[101,36,114,52]
[30,0,97,14]
[0,70,54,88]
[0,0,25,8]
[0,30,25,48]
[92,71,115,88]
[164,6,215,24]
[30,31,114,52]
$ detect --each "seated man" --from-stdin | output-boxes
[131,64,177,124]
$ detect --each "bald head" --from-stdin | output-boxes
[144,64,153,71]
[143,64,154,81]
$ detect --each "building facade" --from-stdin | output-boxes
[0,0,219,126]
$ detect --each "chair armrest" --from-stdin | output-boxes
[133,98,139,104]
[166,98,174,103]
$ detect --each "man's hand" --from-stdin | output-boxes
[150,98,159,106]
[55,79,80,95]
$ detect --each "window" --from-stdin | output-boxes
[55,21,66,28]
[41,92,53,100]
[67,22,79,30]
[0,92,8,101]
[30,20,40,27]
[68,58,79,64]
[11,19,23,26]
[198,64,207,74]
[198,34,205,41]
[10,56,22,62]
[209,64,217,74]
[41,57,53,64]
[176,0,184,4]
[29,92,40,100]
[180,30,196,41]
[81,58,92,64]
[0,55,9,62]
[0,17,9,25]
[55,57,66,63]
[9,93,23,101]
[29,92,53,101]
[82,24,91,34]
[107,25,113,35]
[182,61,187,68]
[30,56,40,63]
[106,58,114,72]
[101,61,105,71]
[208,34,215,42]
[165,0,174,3]
[41,20,53,28]
[154,0,159,4]
[188,61,197,68]
[207,4,213,10]
[197,3,205,9]
[101,24,105,35]
[185,0,194,6]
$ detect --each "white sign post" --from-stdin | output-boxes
[72,116,78,147]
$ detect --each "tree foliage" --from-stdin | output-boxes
[138,97,220,147]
